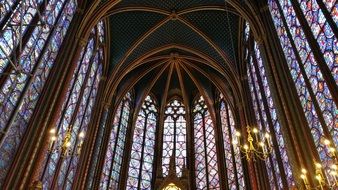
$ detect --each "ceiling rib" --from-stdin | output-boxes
[114,59,169,107]
[109,17,171,81]
[131,60,170,120]
[179,63,217,124]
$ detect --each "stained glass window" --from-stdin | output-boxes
[268,0,337,184]
[0,0,77,186]
[244,18,295,188]
[219,96,246,190]
[296,0,338,83]
[247,42,295,189]
[40,20,105,189]
[162,99,187,177]
[126,95,158,189]
[100,92,132,190]
[193,96,220,190]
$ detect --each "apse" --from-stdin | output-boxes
[0,0,337,190]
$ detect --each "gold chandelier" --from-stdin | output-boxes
[300,138,337,189]
[48,127,85,157]
[232,126,273,161]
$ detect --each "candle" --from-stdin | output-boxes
[265,133,271,146]
[252,128,258,141]
[300,174,308,188]
[49,136,57,151]
[315,174,323,190]
[259,141,266,154]
[331,164,337,183]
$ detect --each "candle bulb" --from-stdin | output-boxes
[235,130,241,144]
[315,162,322,169]
[49,136,57,151]
[79,131,85,139]
[331,164,338,183]
[252,127,258,141]
[49,128,56,134]
[259,141,264,151]
[323,138,331,146]
[243,144,249,152]
[232,139,239,147]
[265,133,271,148]
[300,174,308,188]
[315,174,324,190]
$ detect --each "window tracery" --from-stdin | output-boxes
[162,99,187,177]
[219,95,246,190]
[193,96,220,190]
[126,95,158,189]
[100,92,132,190]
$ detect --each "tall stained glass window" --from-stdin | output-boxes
[193,96,220,190]
[268,0,337,185]
[244,21,295,188]
[40,20,105,189]
[126,95,158,189]
[100,92,132,190]
[162,99,187,177]
[219,95,246,190]
[0,0,77,186]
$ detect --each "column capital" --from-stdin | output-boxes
[255,37,264,45]
[102,101,111,110]
[76,7,84,14]
[77,37,88,47]
[260,5,270,13]
[100,76,107,81]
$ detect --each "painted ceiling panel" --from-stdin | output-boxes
[109,11,166,68]
[121,20,227,70]
[182,10,239,63]
[115,0,226,11]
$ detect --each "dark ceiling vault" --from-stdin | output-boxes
[106,0,243,109]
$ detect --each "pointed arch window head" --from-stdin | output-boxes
[219,96,246,190]
[100,92,133,190]
[127,95,158,189]
[193,96,220,190]
[162,99,187,177]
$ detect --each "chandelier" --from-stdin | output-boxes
[48,127,85,157]
[300,138,337,189]
[232,126,273,161]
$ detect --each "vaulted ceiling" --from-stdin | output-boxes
[105,0,244,107]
